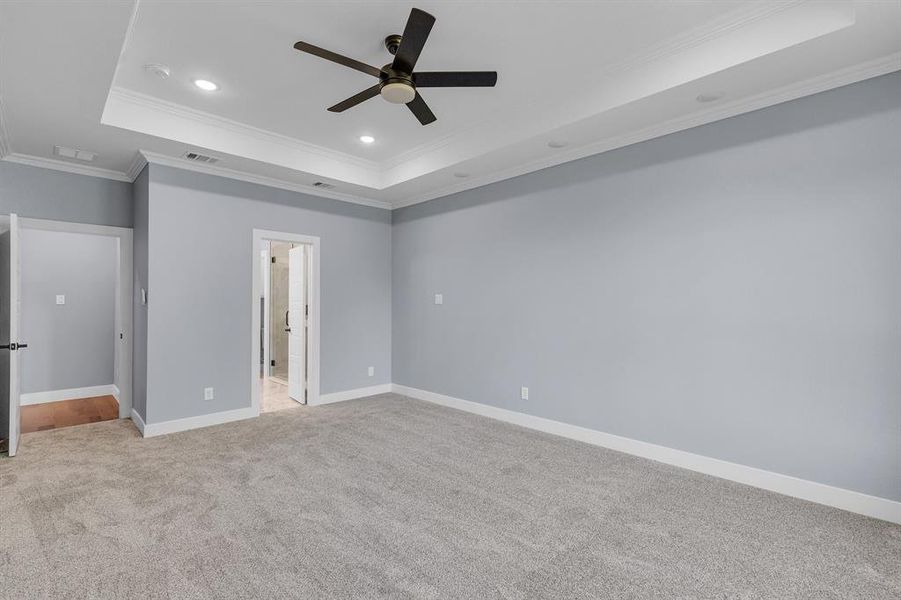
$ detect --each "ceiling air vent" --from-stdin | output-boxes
[312,182,334,190]
[54,145,96,162]
[181,151,219,164]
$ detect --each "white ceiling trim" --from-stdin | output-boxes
[1,152,133,182]
[126,151,148,181]
[107,87,378,171]
[103,87,383,187]
[139,150,391,210]
[393,53,901,210]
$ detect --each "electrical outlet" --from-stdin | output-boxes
[434,293,443,305]
[56,295,65,305]
[520,387,529,400]
[204,387,214,401]
[368,366,375,377]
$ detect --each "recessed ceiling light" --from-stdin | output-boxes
[696,91,725,103]
[193,79,219,92]
[547,140,568,149]
[359,135,375,144]
[453,172,469,178]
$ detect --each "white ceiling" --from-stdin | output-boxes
[1,1,899,209]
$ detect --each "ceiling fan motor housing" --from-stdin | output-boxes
[384,34,404,55]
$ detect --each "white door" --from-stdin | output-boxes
[288,245,306,403]
[0,214,22,456]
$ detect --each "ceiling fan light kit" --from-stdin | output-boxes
[293,7,497,125]
[381,82,416,104]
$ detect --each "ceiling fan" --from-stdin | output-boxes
[293,7,497,126]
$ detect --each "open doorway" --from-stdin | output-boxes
[1,216,132,455]
[252,230,320,414]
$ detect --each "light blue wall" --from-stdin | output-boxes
[143,165,391,423]
[132,167,149,420]
[20,229,118,393]
[0,160,132,227]
[392,72,901,501]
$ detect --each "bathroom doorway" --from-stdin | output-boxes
[253,230,320,414]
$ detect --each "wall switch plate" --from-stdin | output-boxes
[521,387,529,400]
[56,295,65,305]
[204,387,214,401]
[368,366,375,377]
[434,293,443,305]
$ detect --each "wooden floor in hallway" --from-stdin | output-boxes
[20,395,119,433]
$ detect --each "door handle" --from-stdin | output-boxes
[0,342,27,351]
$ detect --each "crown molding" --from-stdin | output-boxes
[1,152,133,182]
[0,94,11,158]
[139,150,391,210]
[106,87,381,172]
[126,151,148,181]
[393,53,901,209]
[616,0,806,72]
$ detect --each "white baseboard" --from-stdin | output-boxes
[133,384,389,437]
[111,385,120,404]
[20,384,118,406]
[317,383,392,406]
[392,384,901,525]
[130,409,146,435]
[141,406,257,438]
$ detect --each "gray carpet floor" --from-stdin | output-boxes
[1,393,898,599]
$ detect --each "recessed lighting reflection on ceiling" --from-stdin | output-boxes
[696,91,725,103]
[359,135,375,144]
[193,79,219,92]
[144,63,170,79]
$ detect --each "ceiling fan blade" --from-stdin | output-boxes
[327,84,381,112]
[413,71,498,88]
[392,8,435,74]
[293,41,382,78]
[406,92,437,125]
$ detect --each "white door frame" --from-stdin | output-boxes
[0,213,20,455]
[287,244,307,403]
[260,241,271,379]
[251,229,320,413]
[18,217,134,420]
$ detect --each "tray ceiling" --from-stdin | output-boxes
[1,1,899,208]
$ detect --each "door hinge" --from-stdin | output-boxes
[270,359,275,367]
[305,304,309,317]
[271,256,276,263]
